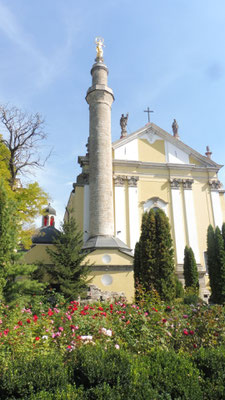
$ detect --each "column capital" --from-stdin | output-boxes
[170,178,182,189]
[77,173,89,185]
[209,179,221,191]
[113,175,126,186]
[127,176,139,187]
[182,179,194,190]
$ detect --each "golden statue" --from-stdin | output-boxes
[95,37,105,61]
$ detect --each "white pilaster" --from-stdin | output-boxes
[128,176,139,251]
[183,180,200,263]
[209,181,223,228]
[114,176,126,243]
[170,179,186,264]
[83,184,90,242]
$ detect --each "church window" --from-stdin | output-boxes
[50,216,54,226]
[101,274,113,286]
[44,216,49,226]
[102,254,111,264]
[143,197,168,215]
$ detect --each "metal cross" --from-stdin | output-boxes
[144,107,154,123]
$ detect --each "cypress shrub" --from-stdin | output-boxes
[183,246,199,291]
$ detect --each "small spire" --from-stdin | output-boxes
[205,145,212,159]
[120,113,129,139]
[172,119,179,139]
[95,37,105,62]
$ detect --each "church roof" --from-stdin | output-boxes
[113,122,222,169]
[32,226,60,244]
[82,235,133,256]
[44,203,56,216]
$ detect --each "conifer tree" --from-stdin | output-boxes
[183,246,199,291]
[134,208,176,301]
[207,225,218,303]
[46,216,91,300]
[214,227,225,304]
[0,180,44,303]
[222,222,225,250]
[154,209,176,301]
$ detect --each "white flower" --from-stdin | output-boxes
[42,335,48,340]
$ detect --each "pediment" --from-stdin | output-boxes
[113,123,222,169]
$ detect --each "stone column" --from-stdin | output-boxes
[127,176,139,251]
[170,178,186,264]
[86,61,114,237]
[182,179,200,263]
[114,175,126,243]
[209,180,223,228]
[83,174,90,242]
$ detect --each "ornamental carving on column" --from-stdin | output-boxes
[113,175,126,186]
[209,180,221,191]
[127,176,139,187]
[182,179,194,189]
[170,178,182,189]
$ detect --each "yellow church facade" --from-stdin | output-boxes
[67,120,225,302]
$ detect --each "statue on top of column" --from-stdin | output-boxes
[95,37,105,62]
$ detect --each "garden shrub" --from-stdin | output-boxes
[144,349,203,400]
[29,385,85,400]
[0,352,70,399]
[193,346,225,400]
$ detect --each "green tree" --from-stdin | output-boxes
[46,216,91,300]
[214,227,225,304]
[222,222,225,251]
[183,246,199,291]
[0,180,44,303]
[207,225,225,304]
[134,208,176,302]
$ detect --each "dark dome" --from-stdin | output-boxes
[32,226,60,244]
[44,203,56,216]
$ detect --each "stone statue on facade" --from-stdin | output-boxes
[172,119,179,138]
[120,113,129,138]
[95,37,105,62]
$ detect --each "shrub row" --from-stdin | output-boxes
[0,345,225,399]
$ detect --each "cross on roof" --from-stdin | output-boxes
[144,107,154,123]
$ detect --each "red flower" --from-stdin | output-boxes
[126,320,131,325]
[35,336,40,341]
[3,329,9,336]
[17,320,23,326]
[152,307,158,312]
[26,319,31,324]
[100,312,107,317]
[193,343,197,348]
[162,319,167,323]
[98,306,104,311]
[48,309,54,316]
[189,330,194,335]
[110,304,113,310]
[183,329,189,335]
[33,315,38,322]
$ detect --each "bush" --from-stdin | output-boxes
[0,352,70,399]
[145,349,203,399]
[193,346,225,400]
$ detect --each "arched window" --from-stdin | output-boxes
[50,216,55,226]
[44,215,49,226]
[143,197,168,215]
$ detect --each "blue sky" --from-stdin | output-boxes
[0,0,225,227]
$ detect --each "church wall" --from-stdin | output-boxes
[189,156,202,166]
[138,139,165,163]
[69,186,84,233]
[88,270,134,302]
[114,139,138,161]
[23,244,53,264]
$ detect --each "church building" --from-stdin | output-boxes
[66,38,225,302]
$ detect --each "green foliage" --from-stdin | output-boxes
[0,352,71,399]
[175,275,184,298]
[134,209,176,302]
[207,225,225,304]
[193,346,225,400]
[46,216,91,300]
[222,222,225,250]
[183,246,199,291]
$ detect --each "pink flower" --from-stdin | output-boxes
[58,327,64,332]
[183,315,188,319]
[0,319,2,324]
[162,319,167,323]
[4,329,9,336]
[189,330,194,335]
[115,344,120,350]
[33,315,38,322]
[183,329,189,335]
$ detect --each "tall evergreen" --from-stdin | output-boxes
[183,246,199,291]
[0,180,44,303]
[207,225,218,303]
[46,216,91,300]
[214,227,225,304]
[134,208,175,302]
[222,222,225,251]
